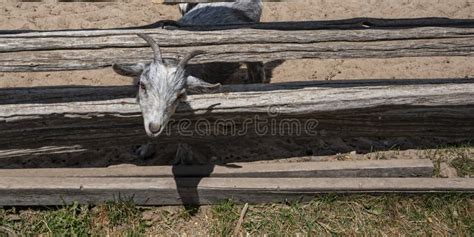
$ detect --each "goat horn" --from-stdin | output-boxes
[178,50,205,70]
[137,33,163,63]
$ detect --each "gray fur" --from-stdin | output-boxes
[178,3,197,16]
[179,0,264,84]
[114,34,217,137]
[178,0,262,25]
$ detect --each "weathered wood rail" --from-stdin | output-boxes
[0,159,434,178]
[1,177,472,206]
[1,79,473,153]
[0,18,473,72]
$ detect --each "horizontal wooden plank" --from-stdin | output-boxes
[1,79,473,153]
[0,159,434,178]
[2,26,472,52]
[4,79,473,121]
[0,177,471,206]
[0,18,473,72]
[2,38,471,72]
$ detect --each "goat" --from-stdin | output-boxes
[177,1,266,85]
[113,34,219,137]
[112,0,265,162]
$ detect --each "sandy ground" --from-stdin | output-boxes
[0,0,473,88]
[0,0,473,167]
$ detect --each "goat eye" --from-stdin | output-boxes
[139,82,146,90]
[177,93,185,100]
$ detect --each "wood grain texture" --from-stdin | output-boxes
[1,79,473,152]
[0,177,471,206]
[0,18,473,72]
[0,159,434,178]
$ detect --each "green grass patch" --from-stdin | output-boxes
[0,195,472,236]
[451,156,474,177]
[0,199,146,236]
[217,194,474,236]
[423,143,473,177]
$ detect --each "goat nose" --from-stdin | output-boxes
[149,123,161,134]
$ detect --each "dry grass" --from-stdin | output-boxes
[427,144,474,177]
[0,194,472,236]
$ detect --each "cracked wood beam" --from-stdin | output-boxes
[0,18,473,72]
[1,79,473,153]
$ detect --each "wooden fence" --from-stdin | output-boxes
[0,17,473,205]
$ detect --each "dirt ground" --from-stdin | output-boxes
[0,0,473,88]
[0,0,473,168]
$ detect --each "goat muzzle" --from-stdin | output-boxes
[149,122,162,134]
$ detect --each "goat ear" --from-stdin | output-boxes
[186,76,221,93]
[112,63,146,77]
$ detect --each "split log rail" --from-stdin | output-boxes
[0,17,473,205]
